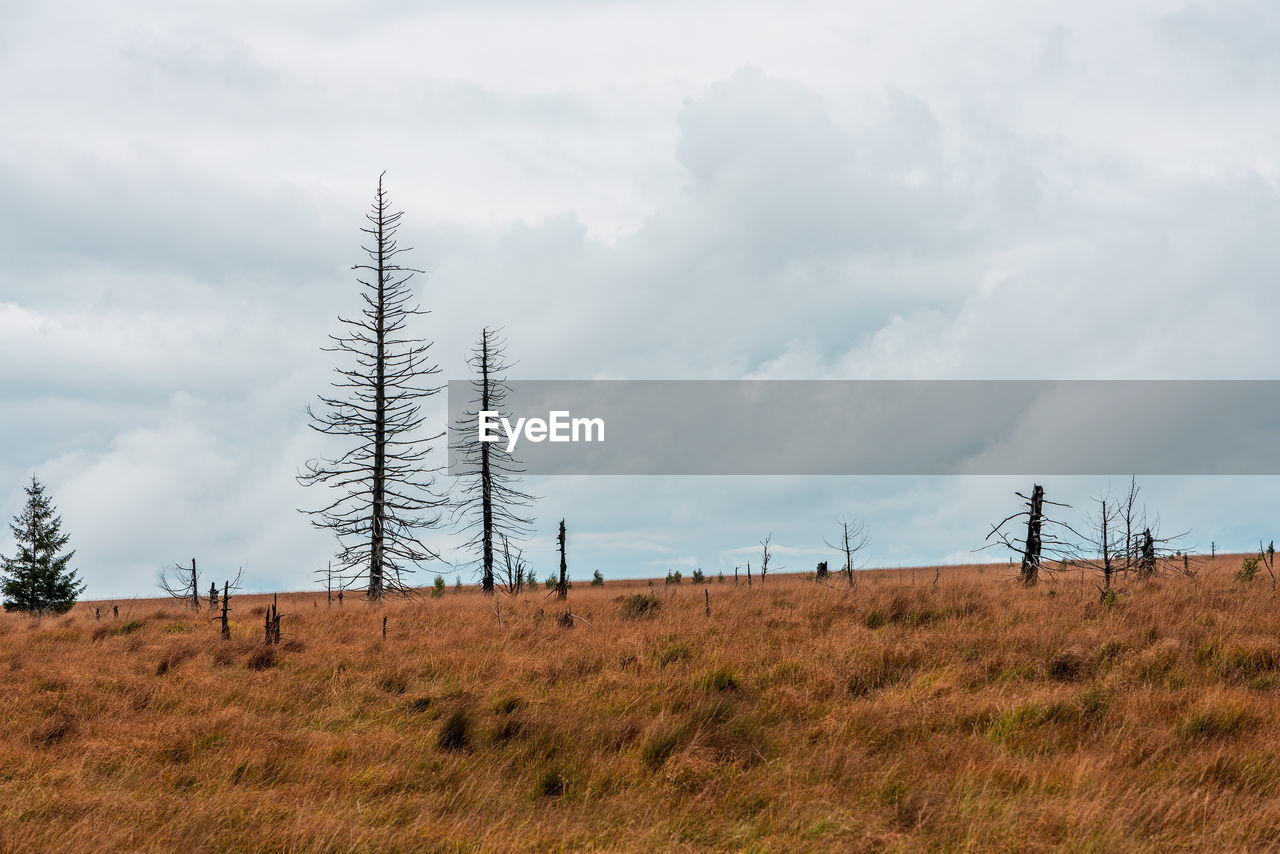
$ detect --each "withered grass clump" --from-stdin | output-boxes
[1,558,1279,850]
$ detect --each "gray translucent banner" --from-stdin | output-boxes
[445,380,1280,475]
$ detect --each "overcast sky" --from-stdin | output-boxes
[3,0,1280,598]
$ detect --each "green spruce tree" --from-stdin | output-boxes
[2,476,84,614]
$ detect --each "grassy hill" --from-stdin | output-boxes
[2,556,1278,851]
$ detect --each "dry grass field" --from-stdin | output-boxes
[3,556,1280,852]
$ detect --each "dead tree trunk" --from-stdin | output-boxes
[1136,528,1157,579]
[556,519,567,600]
[264,593,281,645]
[1019,485,1045,585]
[1101,500,1113,591]
[188,559,199,610]
[219,581,231,640]
[208,582,219,611]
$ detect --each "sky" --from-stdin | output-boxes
[3,0,1280,598]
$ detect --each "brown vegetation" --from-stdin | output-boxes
[1,556,1277,851]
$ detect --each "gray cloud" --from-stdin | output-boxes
[2,1,1279,596]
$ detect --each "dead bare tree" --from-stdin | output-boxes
[451,328,536,593]
[497,533,528,595]
[1075,495,1123,594]
[826,517,869,589]
[298,174,446,601]
[556,519,568,599]
[759,534,772,585]
[158,558,202,610]
[1118,475,1141,575]
[1067,487,1187,594]
[209,569,244,639]
[982,484,1075,585]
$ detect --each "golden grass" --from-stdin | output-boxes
[3,556,1280,852]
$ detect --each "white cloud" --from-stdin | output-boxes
[3,0,1280,595]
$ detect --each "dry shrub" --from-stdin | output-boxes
[30,711,76,748]
[405,697,433,714]
[155,643,198,676]
[491,717,525,745]
[437,708,472,751]
[1219,643,1280,683]
[535,765,568,798]
[212,639,256,667]
[847,646,921,697]
[1177,697,1254,742]
[619,593,662,619]
[1047,649,1088,682]
[245,646,277,671]
[641,728,682,769]
[374,670,409,695]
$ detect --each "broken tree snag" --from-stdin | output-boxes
[704,588,710,617]
[984,483,1077,584]
[816,561,828,582]
[556,519,568,600]
[1020,484,1045,585]
[382,615,387,641]
[220,581,231,640]
[263,593,281,645]
[1136,528,1157,579]
[208,582,219,610]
